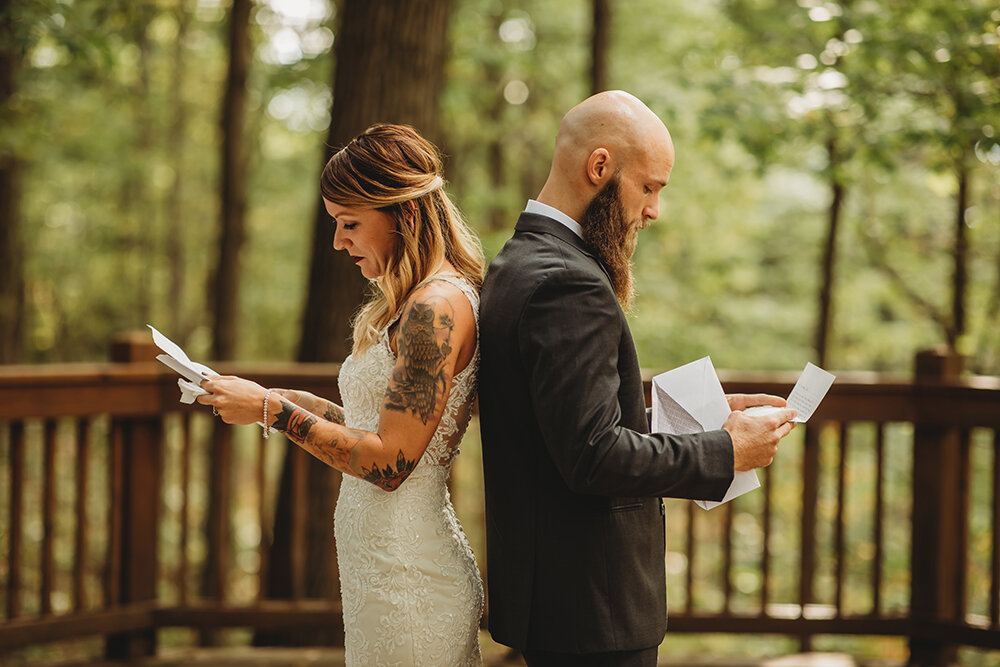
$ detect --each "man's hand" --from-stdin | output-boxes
[726,393,786,412]
[722,406,797,471]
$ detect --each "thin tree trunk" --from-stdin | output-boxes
[259,0,454,647]
[167,3,190,339]
[590,0,610,94]
[211,0,252,361]
[0,0,24,363]
[123,5,154,325]
[950,159,970,351]
[486,10,506,231]
[815,137,844,368]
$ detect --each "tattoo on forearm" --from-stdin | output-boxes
[272,397,364,472]
[272,398,316,443]
[323,401,346,425]
[384,296,454,424]
[360,449,419,491]
[320,427,366,471]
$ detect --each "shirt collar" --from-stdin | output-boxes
[524,199,583,239]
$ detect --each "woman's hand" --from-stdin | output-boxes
[196,375,268,425]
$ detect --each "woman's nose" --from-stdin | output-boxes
[333,226,347,251]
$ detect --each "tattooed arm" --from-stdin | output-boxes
[272,389,345,425]
[199,279,476,492]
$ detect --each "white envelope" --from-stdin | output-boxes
[651,356,760,510]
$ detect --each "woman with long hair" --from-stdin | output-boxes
[199,124,486,665]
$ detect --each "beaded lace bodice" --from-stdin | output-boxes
[334,275,483,667]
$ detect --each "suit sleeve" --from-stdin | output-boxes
[517,268,734,499]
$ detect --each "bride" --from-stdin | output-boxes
[199,124,486,665]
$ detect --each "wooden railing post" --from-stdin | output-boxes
[105,334,162,660]
[908,347,964,667]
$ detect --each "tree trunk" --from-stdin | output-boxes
[259,0,454,647]
[202,0,252,645]
[121,4,154,326]
[211,0,252,361]
[950,159,969,351]
[297,0,453,364]
[167,3,190,339]
[814,137,844,368]
[0,0,24,364]
[486,10,506,230]
[590,0,610,94]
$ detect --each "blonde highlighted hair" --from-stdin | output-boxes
[321,124,485,353]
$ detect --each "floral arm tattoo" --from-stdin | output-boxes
[269,397,418,492]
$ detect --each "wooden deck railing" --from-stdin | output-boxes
[1,341,999,664]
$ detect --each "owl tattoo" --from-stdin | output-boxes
[384,297,454,424]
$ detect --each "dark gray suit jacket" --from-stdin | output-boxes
[478,212,735,653]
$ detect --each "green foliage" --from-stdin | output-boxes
[5,0,1000,376]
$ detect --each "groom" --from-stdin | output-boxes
[478,91,797,667]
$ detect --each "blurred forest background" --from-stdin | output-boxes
[2,0,999,375]
[2,2,1000,664]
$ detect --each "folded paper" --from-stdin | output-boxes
[148,325,217,404]
[651,357,835,510]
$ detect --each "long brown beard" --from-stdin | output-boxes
[580,174,639,312]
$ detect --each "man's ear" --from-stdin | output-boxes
[586,148,612,186]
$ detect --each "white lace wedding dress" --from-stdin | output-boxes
[334,276,484,666]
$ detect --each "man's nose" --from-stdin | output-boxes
[643,200,659,224]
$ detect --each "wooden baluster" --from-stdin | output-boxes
[179,415,191,605]
[105,421,124,608]
[761,465,772,616]
[834,422,849,617]
[722,501,733,614]
[7,421,24,620]
[291,446,308,600]
[992,428,1000,629]
[257,431,268,603]
[41,420,56,616]
[798,423,821,651]
[684,500,695,613]
[872,422,886,617]
[956,428,971,622]
[73,418,91,612]
[204,422,232,608]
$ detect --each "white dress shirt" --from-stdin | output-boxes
[524,199,582,239]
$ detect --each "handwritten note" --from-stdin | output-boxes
[744,362,836,423]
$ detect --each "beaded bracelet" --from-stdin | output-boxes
[262,388,274,439]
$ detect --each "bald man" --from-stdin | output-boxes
[478,91,796,666]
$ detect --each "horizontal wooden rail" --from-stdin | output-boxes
[1,348,999,665]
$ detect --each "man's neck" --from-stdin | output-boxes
[535,182,586,223]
